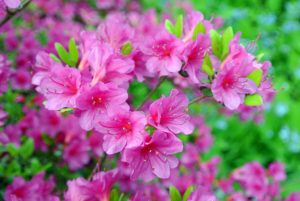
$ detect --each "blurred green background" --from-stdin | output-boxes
[139,0,300,195]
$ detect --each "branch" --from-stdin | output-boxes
[136,76,167,110]
[88,153,107,180]
[0,0,32,28]
[188,96,206,106]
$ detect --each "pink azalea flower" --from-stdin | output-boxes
[0,108,7,126]
[64,170,118,201]
[187,186,218,201]
[97,14,134,50]
[11,69,32,90]
[4,173,59,201]
[39,108,61,137]
[227,192,248,201]
[141,31,184,76]
[76,82,128,130]
[232,162,268,199]
[195,122,213,152]
[4,0,20,9]
[38,65,81,110]
[182,34,211,84]
[0,54,11,95]
[196,157,220,188]
[182,11,213,42]
[268,162,286,182]
[212,59,257,110]
[63,139,90,170]
[268,182,280,197]
[32,51,54,85]
[96,0,126,9]
[181,143,200,166]
[86,42,134,86]
[96,108,147,154]
[148,89,194,134]
[88,130,104,157]
[0,125,22,146]
[122,131,183,181]
[129,184,169,201]
[285,193,300,201]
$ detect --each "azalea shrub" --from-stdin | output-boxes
[0,0,299,201]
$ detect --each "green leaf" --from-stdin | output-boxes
[6,160,21,175]
[0,143,5,154]
[244,94,263,106]
[121,41,133,56]
[221,27,234,59]
[20,138,34,159]
[174,15,183,38]
[202,54,214,79]
[165,15,183,38]
[247,69,263,86]
[59,107,74,114]
[109,189,119,201]
[68,38,79,66]
[36,30,48,46]
[192,22,205,40]
[169,186,182,201]
[49,54,61,63]
[6,143,19,157]
[256,53,264,61]
[55,42,70,65]
[210,30,222,59]
[165,20,175,35]
[183,186,194,201]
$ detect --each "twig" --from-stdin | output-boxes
[0,0,32,28]
[88,153,107,180]
[188,96,206,106]
[136,76,167,110]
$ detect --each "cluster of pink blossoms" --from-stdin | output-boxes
[0,0,298,200]
[32,7,275,182]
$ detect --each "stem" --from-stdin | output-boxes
[88,153,106,180]
[99,153,107,170]
[0,0,32,28]
[188,96,206,106]
[136,76,167,110]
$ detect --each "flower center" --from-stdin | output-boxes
[91,96,102,106]
[122,122,132,132]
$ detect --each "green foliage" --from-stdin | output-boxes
[19,138,34,159]
[36,30,48,46]
[121,41,133,56]
[210,27,234,60]
[192,22,206,40]
[244,94,263,106]
[202,54,214,79]
[165,15,183,38]
[210,30,222,59]
[169,186,182,201]
[247,69,263,86]
[221,27,234,59]
[183,186,194,201]
[54,38,79,67]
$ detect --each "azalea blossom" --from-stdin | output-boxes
[182,34,211,84]
[4,173,59,201]
[148,89,194,134]
[76,82,128,130]
[96,108,147,154]
[37,65,81,110]
[122,131,183,181]
[141,31,184,76]
[3,0,20,9]
[63,139,90,170]
[64,170,118,201]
